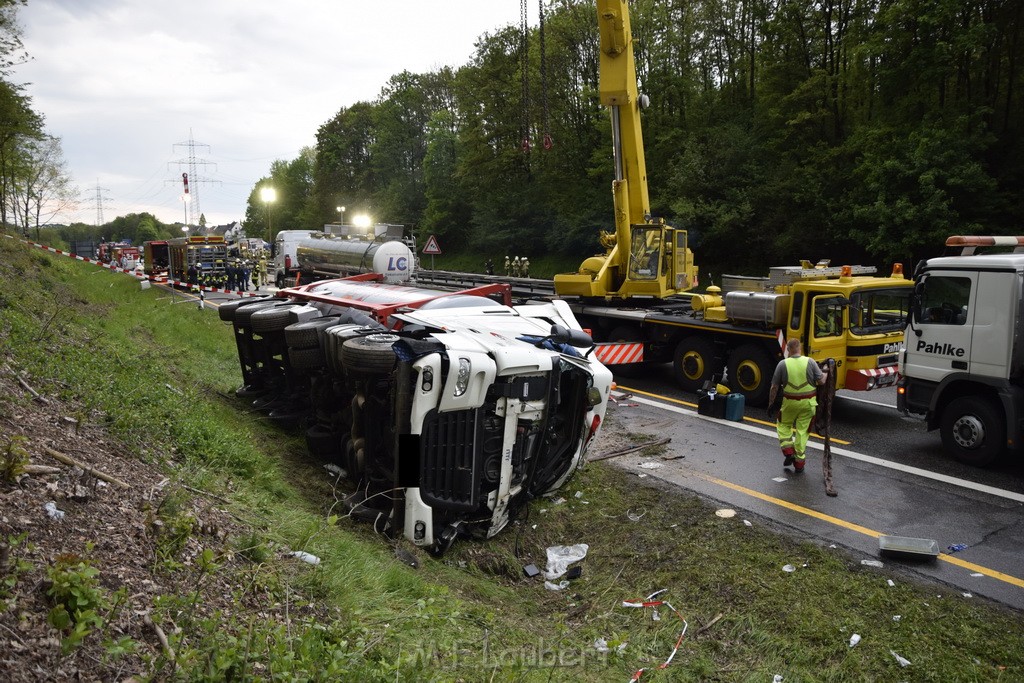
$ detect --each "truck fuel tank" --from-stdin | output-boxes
[725,290,790,326]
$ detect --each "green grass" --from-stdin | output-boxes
[2,230,1022,681]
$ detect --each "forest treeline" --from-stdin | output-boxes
[242,0,1023,272]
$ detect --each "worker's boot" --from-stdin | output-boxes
[781,446,795,468]
[793,456,805,473]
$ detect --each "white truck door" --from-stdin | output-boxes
[904,270,978,383]
[969,270,1015,379]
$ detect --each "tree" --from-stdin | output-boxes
[9,135,76,238]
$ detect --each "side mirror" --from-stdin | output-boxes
[547,324,594,349]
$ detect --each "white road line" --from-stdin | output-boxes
[628,395,1024,505]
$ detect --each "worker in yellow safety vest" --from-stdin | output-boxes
[767,338,825,473]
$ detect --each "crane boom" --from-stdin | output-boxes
[554,0,698,300]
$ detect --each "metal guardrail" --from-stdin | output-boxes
[413,270,556,298]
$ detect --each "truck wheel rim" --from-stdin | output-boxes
[735,360,762,392]
[952,415,984,449]
[682,352,704,381]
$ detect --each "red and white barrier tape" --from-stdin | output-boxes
[13,236,264,298]
[622,589,688,681]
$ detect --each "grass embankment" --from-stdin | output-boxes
[0,232,1022,681]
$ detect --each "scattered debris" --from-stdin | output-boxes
[288,551,321,565]
[893,615,901,622]
[947,543,969,553]
[323,463,345,478]
[545,580,570,591]
[773,676,783,683]
[638,461,663,470]
[621,589,687,679]
[523,563,540,578]
[861,559,884,568]
[887,579,895,587]
[714,508,736,519]
[849,633,861,647]
[593,637,627,654]
[574,490,584,498]
[551,497,566,505]
[890,650,912,667]
[626,508,647,522]
[879,535,939,559]
[970,572,984,578]
[782,564,796,573]
[395,548,419,568]
[44,501,65,521]
[566,566,583,580]
[587,437,671,463]
[962,592,973,598]
[543,544,589,580]
[743,519,752,527]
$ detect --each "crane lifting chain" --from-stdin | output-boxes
[519,0,553,152]
[538,0,552,149]
[520,0,531,152]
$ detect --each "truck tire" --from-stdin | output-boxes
[325,325,372,373]
[285,316,339,349]
[940,396,1006,467]
[728,344,775,407]
[218,295,273,322]
[305,423,343,459]
[673,336,716,392]
[235,300,290,326]
[341,334,399,378]
[251,305,304,333]
[287,346,325,370]
[606,325,645,378]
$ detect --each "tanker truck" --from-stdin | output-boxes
[274,226,415,287]
[219,275,613,554]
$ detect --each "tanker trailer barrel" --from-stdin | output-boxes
[296,235,414,283]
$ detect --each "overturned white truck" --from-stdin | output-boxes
[219,275,614,553]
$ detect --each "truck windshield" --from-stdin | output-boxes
[849,287,911,335]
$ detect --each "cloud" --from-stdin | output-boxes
[15,0,519,227]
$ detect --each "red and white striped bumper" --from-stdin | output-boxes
[593,342,644,365]
[845,366,899,391]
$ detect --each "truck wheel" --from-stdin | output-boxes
[276,273,285,288]
[341,334,399,377]
[285,317,337,349]
[728,344,775,407]
[673,336,716,392]
[218,295,273,322]
[941,396,1005,467]
[288,346,325,370]
[251,305,303,333]
[606,325,645,378]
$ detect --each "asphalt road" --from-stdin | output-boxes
[605,364,1024,611]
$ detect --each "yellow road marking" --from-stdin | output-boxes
[616,384,851,446]
[691,470,1024,590]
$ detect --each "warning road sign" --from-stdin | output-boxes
[422,234,442,255]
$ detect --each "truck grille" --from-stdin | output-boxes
[420,409,483,511]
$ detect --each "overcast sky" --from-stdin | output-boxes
[15,0,527,229]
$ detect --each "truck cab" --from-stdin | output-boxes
[273,230,317,287]
[898,236,1024,465]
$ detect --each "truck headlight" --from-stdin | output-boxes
[421,367,434,392]
[454,358,471,397]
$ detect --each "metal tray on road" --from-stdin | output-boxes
[878,535,940,560]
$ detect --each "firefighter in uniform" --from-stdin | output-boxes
[768,338,825,473]
[504,255,511,277]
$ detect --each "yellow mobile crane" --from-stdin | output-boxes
[556,0,913,405]
[553,0,698,300]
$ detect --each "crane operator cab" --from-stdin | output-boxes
[629,226,662,280]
